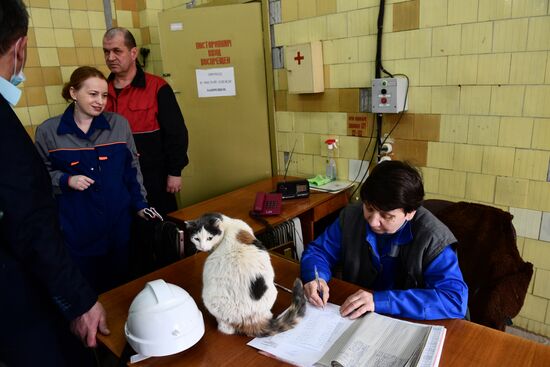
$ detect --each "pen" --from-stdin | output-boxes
[314,265,324,306]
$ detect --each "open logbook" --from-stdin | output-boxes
[248,303,446,367]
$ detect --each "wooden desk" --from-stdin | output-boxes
[167,176,350,245]
[98,252,550,367]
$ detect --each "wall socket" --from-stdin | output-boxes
[349,159,370,181]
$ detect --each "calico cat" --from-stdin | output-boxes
[185,212,306,337]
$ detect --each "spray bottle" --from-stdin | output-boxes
[325,138,338,181]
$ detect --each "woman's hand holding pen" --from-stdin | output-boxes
[304,278,329,308]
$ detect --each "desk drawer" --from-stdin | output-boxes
[312,192,349,222]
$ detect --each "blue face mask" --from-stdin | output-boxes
[10,38,26,87]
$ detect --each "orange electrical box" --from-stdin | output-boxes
[285,41,324,94]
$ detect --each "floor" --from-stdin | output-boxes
[505,325,550,345]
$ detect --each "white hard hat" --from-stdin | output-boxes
[125,279,205,358]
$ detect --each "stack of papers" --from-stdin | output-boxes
[309,180,354,194]
[248,303,446,367]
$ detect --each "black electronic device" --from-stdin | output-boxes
[276,180,310,200]
[277,140,310,200]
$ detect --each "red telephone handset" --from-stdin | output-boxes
[253,192,282,216]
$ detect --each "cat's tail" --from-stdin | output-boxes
[242,278,306,337]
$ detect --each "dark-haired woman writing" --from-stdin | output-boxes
[301,160,468,320]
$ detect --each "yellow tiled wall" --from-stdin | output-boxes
[272,0,550,337]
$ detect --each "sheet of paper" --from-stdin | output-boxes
[247,303,354,367]
[195,67,236,98]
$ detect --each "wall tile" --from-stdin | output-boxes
[465,173,495,202]
[419,57,447,86]
[490,85,525,116]
[520,294,548,322]
[527,181,550,212]
[431,86,460,114]
[44,85,65,105]
[30,8,53,28]
[420,0,447,28]
[460,86,492,115]
[495,176,529,207]
[53,29,75,48]
[440,115,469,143]
[73,29,93,47]
[405,29,432,58]
[57,48,78,66]
[38,48,60,67]
[534,269,550,299]
[382,32,406,60]
[392,139,428,166]
[510,207,542,239]
[478,0,512,21]
[275,111,295,132]
[88,11,106,29]
[51,9,72,28]
[477,53,511,85]
[50,0,69,9]
[493,18,529,52]
[329,64,351,88]
[510,51,547,84]
[432,25,461,57]
[499,117,534,148]
[348,8,377,37]
[87,0,105,11]
[14,107,31,127]
[527,16,550,51]
[408,86,432,114]
[392,59,420,86]
[438,169,466,198]
[42,67,63,85]
[307,16,328,41]
[421,166,440,193]
[281,0,298,21]
[23,67,45,88]
[524,238,550,270]
[413,114,440,141]
[541,212,550,242]
[28,105,51,126]
[512,0,548,17]
[69,0,87,10]
[309,112,329,134]
[453,144,483,172]
[461,22,493,54]
[336,0,357,11]
[393,0,419,32]
[349,62,372,88]
[514,149,550,181]
[25,87,47,106]
[467,115,499,145]
[317,0,337,16]
[60,66,78,83]
[427,142,454,169]
[448,0,478,24]
[304,134,322,155]
[298,0,317,19]
[447,55,478,85]
[76,48,95,66]
[26,48,40,68]
[483,146,515,175]
[70,10,90,29]
[273,23,290,47]
[525,86,550,118]
[532,119,550,150]
[357,35,377,62]
[383,113,414,139]
[326,12,348,39]
[328,112,348,135]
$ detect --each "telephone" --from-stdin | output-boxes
[252,192,282,216]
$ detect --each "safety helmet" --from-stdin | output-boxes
[125,279,205,358]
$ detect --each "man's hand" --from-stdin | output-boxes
[340,289,375,319]
[70,301,110,348]
[166,175,181,193]
[68,175,95,191]
[304,279,329,308]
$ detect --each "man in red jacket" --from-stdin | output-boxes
[103,27,189,218]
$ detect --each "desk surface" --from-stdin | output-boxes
[167,175,349,236]
[98,252,550,367]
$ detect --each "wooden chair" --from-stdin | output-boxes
[423,200,533,331]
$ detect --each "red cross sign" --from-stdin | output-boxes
[294,51,304,65]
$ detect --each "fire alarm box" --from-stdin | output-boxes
[285,41,324,94]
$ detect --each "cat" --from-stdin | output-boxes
[185,212,306,337]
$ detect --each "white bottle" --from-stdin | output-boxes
[325,139,337,181]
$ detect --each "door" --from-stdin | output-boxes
[158,3,272,207]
